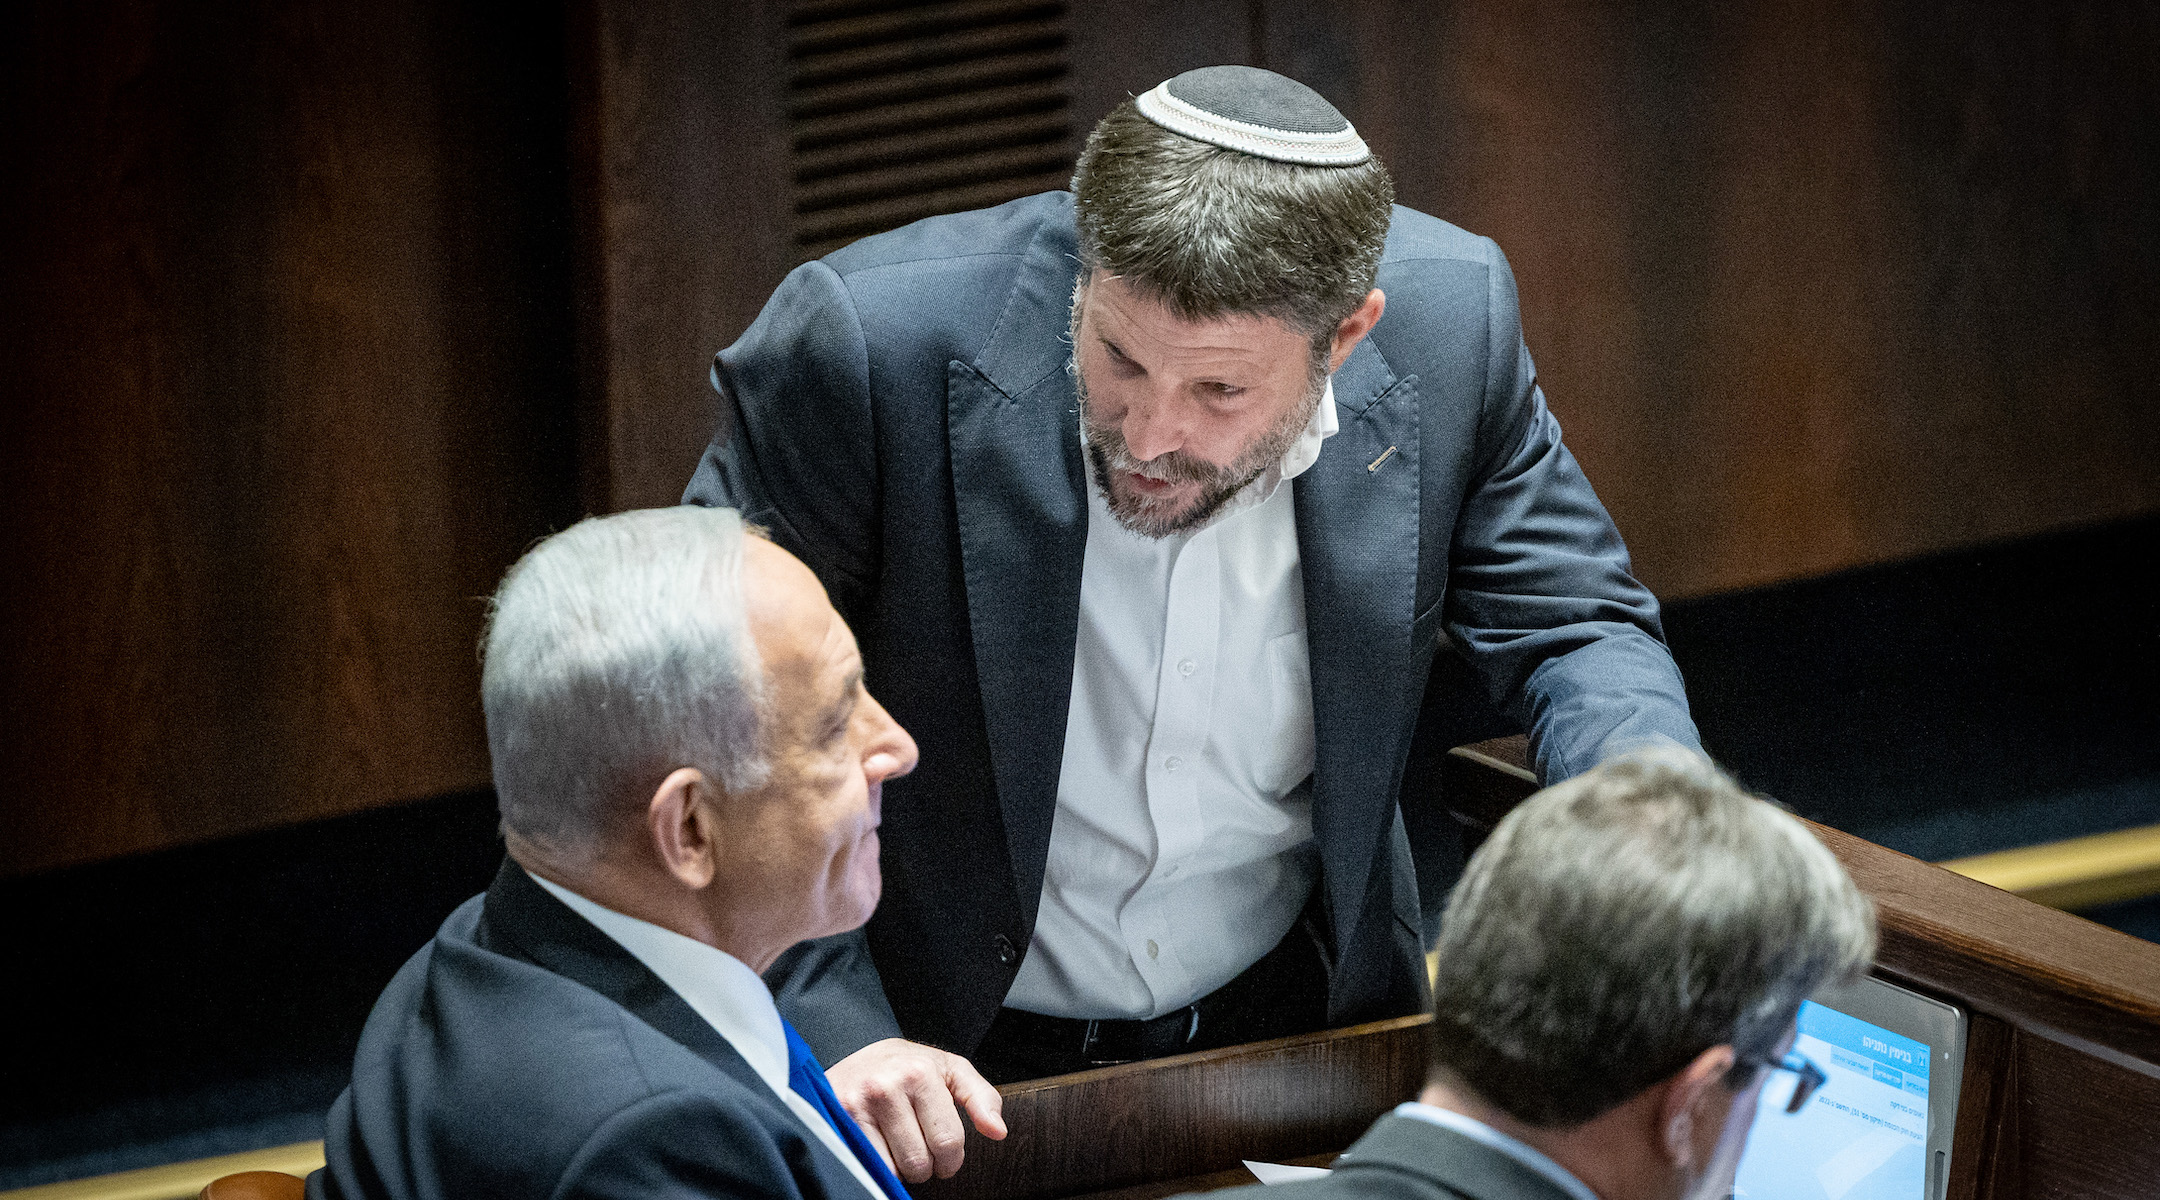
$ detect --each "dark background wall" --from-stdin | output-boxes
[3,0,2156,906]
[1307,0,2160,597]
[1,0,580,878]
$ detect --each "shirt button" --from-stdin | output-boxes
[994,934,1018,966]
[1164,755,1183,772]
[1177,657,1196,677]
[1146,939,1160,960]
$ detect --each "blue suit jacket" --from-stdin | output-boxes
[308,860,872,1200]
[684,192,1699,1064]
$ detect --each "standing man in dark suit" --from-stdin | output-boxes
[685,66,1703,1181]
[1205,749,1878,1200]
[310,506,995,1200]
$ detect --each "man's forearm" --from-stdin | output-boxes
[1518,632,1702,782]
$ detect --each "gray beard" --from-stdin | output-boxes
[1068,307,1327,540]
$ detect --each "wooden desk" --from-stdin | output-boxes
[921,738,2160,1200]
[915,1017,1426,1200]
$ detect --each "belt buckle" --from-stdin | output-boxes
[1081,1008,1204,1066]
[1079,1018,1132,1066]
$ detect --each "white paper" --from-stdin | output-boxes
[1242,1160,1333,1185]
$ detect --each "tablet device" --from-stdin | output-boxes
[1731,975,1966,1200]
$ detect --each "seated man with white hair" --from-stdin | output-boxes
[309,506,999,1200]
[1210,748,1878,1200]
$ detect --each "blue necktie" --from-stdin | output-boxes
[783,1019,914,1200]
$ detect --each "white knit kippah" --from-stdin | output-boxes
[1134,65,1370,166]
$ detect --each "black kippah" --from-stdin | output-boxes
[1135,65,1370,165]
[1165,66,1348,134]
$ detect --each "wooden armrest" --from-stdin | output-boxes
[1440,734,1537,831]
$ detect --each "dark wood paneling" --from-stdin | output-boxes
[1949,1013,2011,1200]
[0,1,577,877]
[1259,0,2160,599]
[569,0,795,514]
[916,1016,1430,1200]
[2013,1028,2160,1200]
[1063,0,1252,135]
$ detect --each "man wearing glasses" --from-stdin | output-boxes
[1209,747,1874,1200]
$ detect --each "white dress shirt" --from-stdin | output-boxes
[1004,381,1338,1020]
[1390,1102,1602,1200]
[526,871,883,1200]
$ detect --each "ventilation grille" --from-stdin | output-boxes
[789,0,1073,260]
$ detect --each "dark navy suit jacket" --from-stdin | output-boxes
[308,861,872,1200]
[684,192,1700,1064]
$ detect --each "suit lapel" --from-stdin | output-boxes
[1296,342,1424,974]
[475,859,776,1105]
[948,203,1087,918]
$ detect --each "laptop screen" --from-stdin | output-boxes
[1732,998,1932,1199]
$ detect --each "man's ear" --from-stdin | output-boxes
[1327,288,1387,373]
[647,767,720,890]
[1660,1044,1738,1167]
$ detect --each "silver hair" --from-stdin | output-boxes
[1429,745,1877,1127]
[480,506,768,861]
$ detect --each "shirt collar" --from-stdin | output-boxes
[1390,1102,1604,1200]
[525,870,791,1095]
[1213,374,1336,520]
[1275,374,1339,484]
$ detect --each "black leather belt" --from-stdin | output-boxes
[990,994,1218,1066]
[975,903,1333,1078]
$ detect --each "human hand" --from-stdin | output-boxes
[824,1037,1007,1181]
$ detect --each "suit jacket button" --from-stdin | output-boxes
[994,934,1018,966]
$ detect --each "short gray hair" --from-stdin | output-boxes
[481,506,768,860]
[1070,100,1394,342]
[1429,746,1877,1127]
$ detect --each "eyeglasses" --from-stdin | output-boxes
[1743,1051,1828,1115]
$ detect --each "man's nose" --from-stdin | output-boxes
[1121,390,1188,463]
[861,692,918,785]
